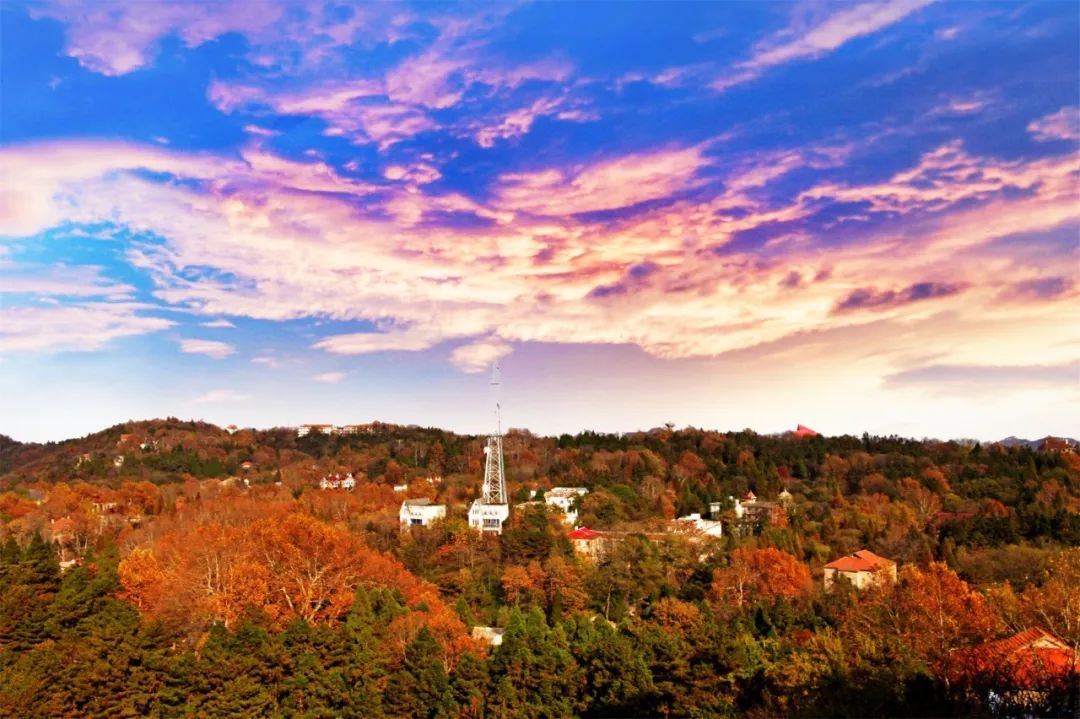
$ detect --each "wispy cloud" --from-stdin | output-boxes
[1028,106,1080,142]
[192,389,249,404]
[0,302,173,352]
[495,145,710,216]
[200,319,235,328]
[313,371,347,384]
[713,0,935,91]
[884,363,1078,390]
[834,281,968,313]
[450,339,512,373]
[179,339,236,359]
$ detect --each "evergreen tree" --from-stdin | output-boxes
[383,626,457,719]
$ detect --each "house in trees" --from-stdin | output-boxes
[675,513,723,538]
[792,424,820,438]
[319,473,355,490]
[568,527,615,561]
[731,494,787,536]
[471,626,504,646]
[399,498,446,528]
[296,423,334,437]
[544,487,589,525]
[823,549,897,590]
[1040,436,1076,454]
[949,628,1079,710]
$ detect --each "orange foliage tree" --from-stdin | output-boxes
[709,547,812,611]
[842,562,1001,669]
[118,509,474,662]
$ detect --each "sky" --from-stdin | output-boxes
[0,0,1077,443]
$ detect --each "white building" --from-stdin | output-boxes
[469,501,510,533]
[823,550,897,590]
[297,424,334,437]
[544,487,589,525]
[676,512,724,537]
[400,498,446,528]
[319,473,355,490]
[471,626,504,646]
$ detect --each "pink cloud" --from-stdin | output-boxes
[495,146,710,216]
[450,339,513,373]
[3,133,1077,379]
[0,302,174,352]
[313,371,347,384]
[33,0,286,76]
[384,163,442,185]
[179,339,236,359]
[1028,107,1080,142]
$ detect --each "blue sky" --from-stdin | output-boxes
[0,0,1077,442]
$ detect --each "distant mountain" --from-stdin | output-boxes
[997,436,1079,451]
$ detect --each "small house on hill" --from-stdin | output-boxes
[675,513,723,538]
[471,626,504,646]
[1040,437,1076,454]
[545,487,589,525]
[399,498,446,528]
[949,628,1079,709]
[568,526,614,561]
[793,424,820,438]
[823,549,896,590]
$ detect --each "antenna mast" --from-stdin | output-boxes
[470,361,510,531]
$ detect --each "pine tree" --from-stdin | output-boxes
[383,626,457,719]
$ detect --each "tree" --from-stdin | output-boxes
[709,547,811,613]
[384,626,457,719]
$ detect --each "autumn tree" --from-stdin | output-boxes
[709,547,812,613]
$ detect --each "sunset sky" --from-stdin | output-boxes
[1,1,1077,443]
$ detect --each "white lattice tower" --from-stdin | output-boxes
[481,363,507,505]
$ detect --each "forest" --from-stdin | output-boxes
[0,418,1077,718]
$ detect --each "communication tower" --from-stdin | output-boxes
[469,363,510,533]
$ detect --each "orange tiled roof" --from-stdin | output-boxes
[824,549,894,572]
[953,628,1078,686]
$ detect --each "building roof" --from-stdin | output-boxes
[1041,436,1075,452]
[569,527,602,540]
[824,549,894,573]
[793,424,820,437]
[548,486,588,497]
[953,628,1079,686]
[471,626,505,645]
[402,498,437,507]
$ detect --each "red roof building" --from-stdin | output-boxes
[568,527,602,540]
[823,549,897,590]
[1041,437,1076,454]
[949,628,1079,710]
[793,424,820,438]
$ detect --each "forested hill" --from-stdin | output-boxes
[1,419,1078,717]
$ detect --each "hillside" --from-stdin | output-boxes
[1,419,1078,717]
